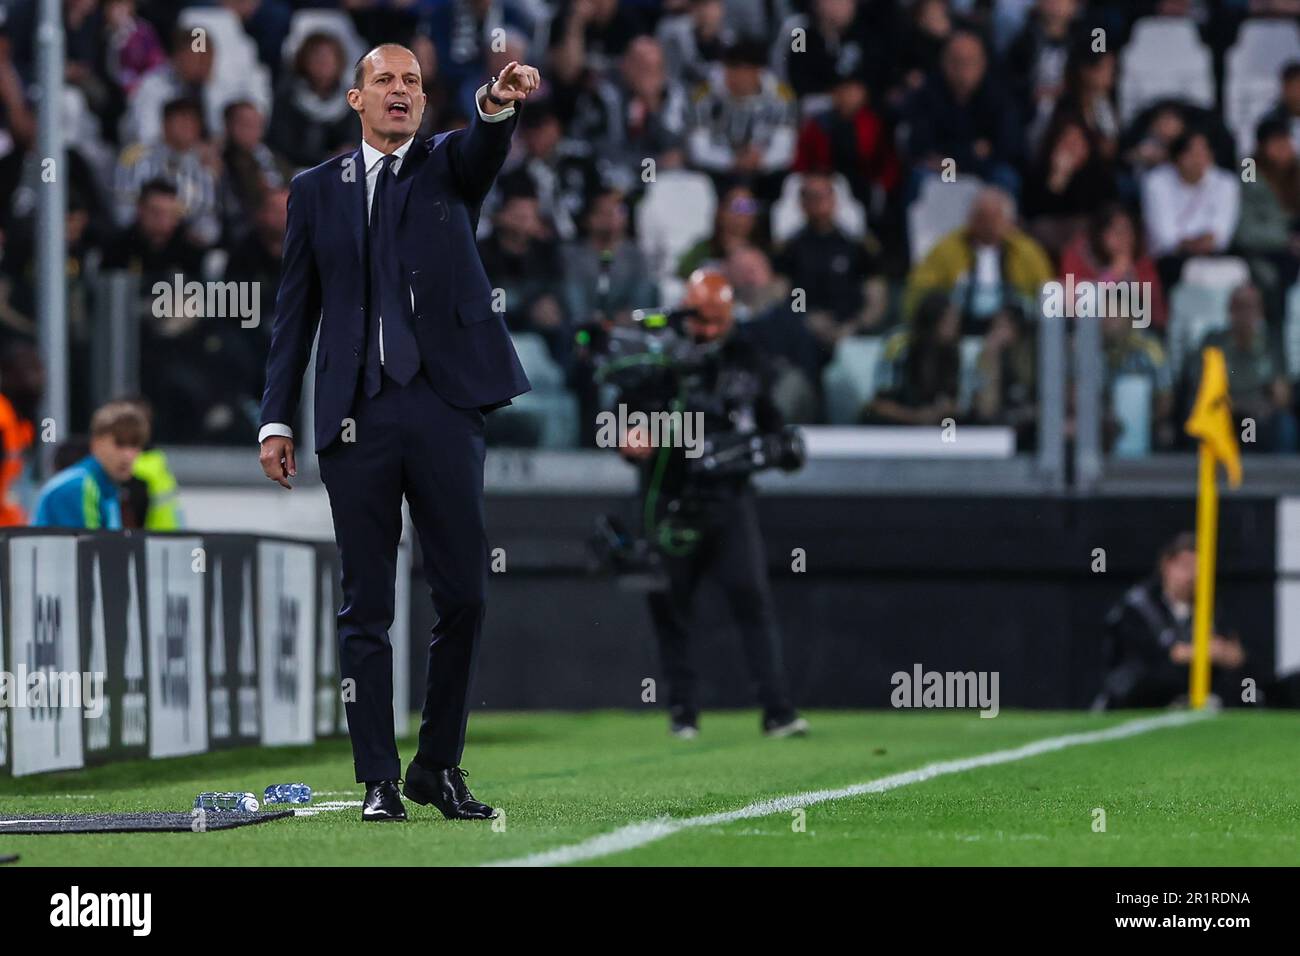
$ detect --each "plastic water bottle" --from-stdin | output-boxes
[263,783,312,805]
[194,792,260,813]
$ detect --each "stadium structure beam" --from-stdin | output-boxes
[35,0,67,476]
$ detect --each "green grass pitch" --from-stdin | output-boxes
[1,710,1296,866]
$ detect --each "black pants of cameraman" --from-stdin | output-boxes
[646,490,795,724]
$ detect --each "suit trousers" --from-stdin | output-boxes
[318,369,487,782]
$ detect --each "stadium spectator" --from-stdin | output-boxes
[792,66,900,213]
[267,31,358,170]
[548,0,647,107]
[562,188,657,327]
[1260,61,1300,156]
[865,290,963,426]
[727,245,823,414]
[686,40,797,194]
[123,25,263,147]
[1101,310,1175,450]
[104,0,167,96]
[33,400,149,530]
[425,0,537,119]
[411,32,453,139]
[974,302,1038,447]
[478,189,569,364]
[493,101,598,242]
[1022,113,1118,256]
[903,30,1024,196]
[773,172,884,349]
[1097,531,1245,710]
[225,184,287,335]
[781,0,889,101]
[219,0,292,83]
[568,36,689,195]
[1059,203,1167,330]
[1140,129,1241,290]
[1048,43,1118,160]
[115,97,220,247]
[677,183,766,278]
[656,0,734,88]
[1234,118,1300,311]
[219,99,285,245]
[1005,0,1083,134]
[1191,283,1297,453]
[904,186,1053,331]
[0,341,42,526]
[886,0,955,110]
[102,178,205,314]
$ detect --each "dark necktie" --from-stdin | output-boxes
[364,153,420,397]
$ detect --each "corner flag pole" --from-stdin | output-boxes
[1184,347,1242,710]
[1189,444,1217,709]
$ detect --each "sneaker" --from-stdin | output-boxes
[763,713,810,737]
[669,707,699,739]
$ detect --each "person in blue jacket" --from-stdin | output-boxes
[33,400,149,530]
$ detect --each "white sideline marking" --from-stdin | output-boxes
[294,800,362,817]
[484,710,1210,867]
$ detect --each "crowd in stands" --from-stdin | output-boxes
[0,0,1299,453]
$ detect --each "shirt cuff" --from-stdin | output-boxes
[258,422,293,443]
[476,82,516,123]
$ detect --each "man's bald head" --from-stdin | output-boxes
[353,43,418,91]
[684,268,735,342]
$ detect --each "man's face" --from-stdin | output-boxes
[1282,75,1300,114]
[349,48,426,142]
[967,194,1008,246]
[226,104,264,149]
[624,39,665,98]
[138,193,183,243]
[1162,549,1196,603]
[587,193,627,239]
[1176,135,1212,182]
[496,196,541,240]
[685,288,734,343]
[943,36,986,99]
[91,435,142,483]
[163,110,202,150]
[692,0,723,35]
[175,45,213,85]
[816,0,855,31]
[724,62,762,98]
[800,177,835,227]
[1229,285,1263,341]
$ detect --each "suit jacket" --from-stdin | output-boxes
[259,109,532,451]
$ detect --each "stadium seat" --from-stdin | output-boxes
[1180,256,1250,290]
[282,9,368,71]
[822,336,882,424]
[1224,19,1300,157]
[1111,373,1153,458]
[635,169,716,282]
[497,333,579,447]
[1167,283,1232,381]
[907,175,982,265]
[1283,283,1300,379]
[1118,17,1215,124]
[771,171,866,245]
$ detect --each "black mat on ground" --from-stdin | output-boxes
[0,854,18,864]
[0,811,296,834]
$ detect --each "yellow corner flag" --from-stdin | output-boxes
[1183,347,1242,708]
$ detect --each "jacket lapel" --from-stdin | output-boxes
[343,145,366,267]
[393,137,430,225]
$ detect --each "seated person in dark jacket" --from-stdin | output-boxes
[1096,532,1245,709]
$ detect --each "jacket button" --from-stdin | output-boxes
[352,346,359,356]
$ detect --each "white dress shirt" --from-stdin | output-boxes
[259,85,515,444]
[1140,163,1241,258]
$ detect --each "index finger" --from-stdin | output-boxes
[498,61,518,83]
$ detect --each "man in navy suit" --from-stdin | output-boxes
[258,44,539,821]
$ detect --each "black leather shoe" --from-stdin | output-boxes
[403,761,496,820]
[361,780,407,822]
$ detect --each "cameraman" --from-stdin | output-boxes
[616,269,808,739]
